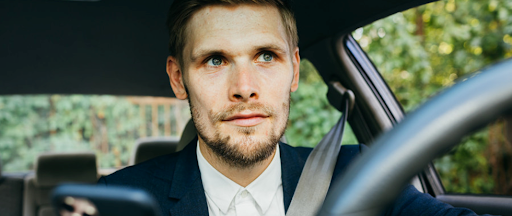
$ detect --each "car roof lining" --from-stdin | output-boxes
[0,0,436,96]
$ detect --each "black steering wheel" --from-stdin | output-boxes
[317,59,512,216]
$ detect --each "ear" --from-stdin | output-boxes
[166,56,188,99]
[290,47,300,92]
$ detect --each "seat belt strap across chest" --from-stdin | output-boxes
[286,88,353,216]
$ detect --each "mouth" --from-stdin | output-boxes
[222,112,269,127]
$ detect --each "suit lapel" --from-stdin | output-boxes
[167,137,209,216]
[279,142,310,213]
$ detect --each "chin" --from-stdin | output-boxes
[200,126,281,168]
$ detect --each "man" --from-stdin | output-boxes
[98,0,486,215]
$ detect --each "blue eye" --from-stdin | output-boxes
[257,52,273,62]
[207,56,223,66]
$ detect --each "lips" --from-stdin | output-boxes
[223,112,268,127]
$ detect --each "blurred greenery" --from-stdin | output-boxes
[0,95,190,171]
[355,0,512,195]
[0,95,142,170]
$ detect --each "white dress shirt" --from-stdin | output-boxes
[197,142,285,216]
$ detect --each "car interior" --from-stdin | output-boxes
[130,136,180,165]
[1,0,512,215]
[23,152,97,216]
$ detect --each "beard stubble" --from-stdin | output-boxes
[190,98,289,169]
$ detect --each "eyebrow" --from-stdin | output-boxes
[254,44,288,54]
[190,49,225,63]
[190,43,289,63]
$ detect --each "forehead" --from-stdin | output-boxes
[183,4,289,61]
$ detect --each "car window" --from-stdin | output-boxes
[353,0,512,195]
[435,117,512,195]
[0,95,191,171]
[0,59,357,172]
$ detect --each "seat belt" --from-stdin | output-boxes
[286,84,354,216]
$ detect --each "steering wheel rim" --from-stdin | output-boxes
[317,59,512,216]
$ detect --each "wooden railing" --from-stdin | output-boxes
[127,97,190,138]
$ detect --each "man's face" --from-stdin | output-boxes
[168,4,300,167]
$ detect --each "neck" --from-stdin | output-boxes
[198,137,276,187]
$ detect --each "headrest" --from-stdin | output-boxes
[177,119,197,151]
[35,152,97,187]
[131,137,180,165]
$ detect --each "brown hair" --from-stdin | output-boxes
[166,0,298,67]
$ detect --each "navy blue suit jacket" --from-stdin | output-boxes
[98,138,484,216]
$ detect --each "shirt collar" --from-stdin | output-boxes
[196,141,282,214]
[246,144,282,214]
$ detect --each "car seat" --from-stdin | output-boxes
[176,118,199,151]
[0,157,24,216]
[23,152,97,216]
[129,136,180,165]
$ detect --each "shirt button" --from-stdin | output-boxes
[241,190,248,198]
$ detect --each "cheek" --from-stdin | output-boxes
[265,63,295,85]
[264,70,293,95]
[189,76,225,111]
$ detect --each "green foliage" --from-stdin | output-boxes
[359,0,512,111]
[435,130,494,194]
[0,95,143,171]
[356,0,512,194]
[286,60,358,148]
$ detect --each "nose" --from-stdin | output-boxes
[228,64,259,102]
